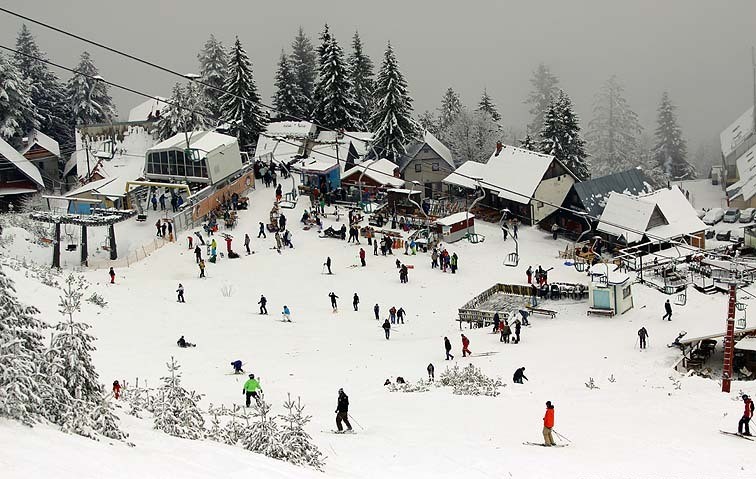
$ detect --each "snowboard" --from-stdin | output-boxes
[523,442,568,447]
[720,430,754,441]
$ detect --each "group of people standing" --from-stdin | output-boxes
[430,247,458,273]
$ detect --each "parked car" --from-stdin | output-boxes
[702,208,725,225]
[716,230,732,242]
[740,208,756,223]
[723,208,741,223]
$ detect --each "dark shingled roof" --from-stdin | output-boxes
[573,168,652,217]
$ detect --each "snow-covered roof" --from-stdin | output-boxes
[735,337,756,352]
[727,143,756,202]
[19,129,61,158]
[149,131,237,154]
[254,134,304,163]
[437,212,474,226]
[128,97,169,122]
[720,106,754,158]
[401,130,456,172]
[292,157,338,174]
[644,185,707,240]
[63,153,78,177]
[65,177,118,197]
[0,137,45,189]
[443,144,557,204]
[264,121,317,139]
[341,158,403,187]
[597,192,658,244]
[309,142,354,174]
[572,168,652,217]
[345,131,373,157]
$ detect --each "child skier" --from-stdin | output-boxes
[282,305,292,322]
[108,267,115,284]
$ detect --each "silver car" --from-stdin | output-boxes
[739,208,756,223]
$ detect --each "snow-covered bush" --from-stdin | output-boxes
[86,292,107,308]
[387,379,432,393]
[153,357,206,439]
[242,399,286,460]
[279,394,324,470]
[220,405,249,446]
[439,364,504,397]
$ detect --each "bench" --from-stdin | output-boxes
[526,306,557,318]
[587,308,615,317]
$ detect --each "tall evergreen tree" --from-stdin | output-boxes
[158,83,186,140]
[477,88,501,122]
[67,51,116,126]
[525,63,560,138]
[445,109,499,165]
[586,75,642,177]
[184,80,211,131]
[417,110,439,136]
[220,37,267,149]
[437,87,462,133]
[311,35,361,130]
[197,34,228,120]
[0,52,36,144]
[540,90,589,180]
[370,43,416,163]
[290,27,317,118]
[348,31,375,128]
[13,24,71,147]
[653,91,693,179]
[316,24,332,70]
[272,50,302,119]
[519,133,537,151]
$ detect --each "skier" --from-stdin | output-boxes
[353,293,360,311]
[325,256,332,274]
[176,283,185,303]
[638,327,649,349]
[258,295,268,314]
[543,401,556,446]
[329,292,339,312]
[112,380,121,399]
[374,303,380,320]
[258,221,266,238]
[282,305,292,322]
[397,307,405,324]
[198,259,206,278]
[108,267,115,284]
[244,233,251,255]
[513,367,528,384]
[243,374,262,407]
[382,318,391,339]
[739,394,754,436]
[427,363,435,382]
[231,360,244,374]
[662,299,672,321]
[359,248,366,267]
[194,244,202,263]
[461,334,471,357]
[526,266,533,284]
[177,335,196,348]
[335,388,352,432]
[444,336,454,360]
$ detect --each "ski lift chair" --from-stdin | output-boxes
[675,288,687,306]
[64,225,77,251]
[503,237,519,267]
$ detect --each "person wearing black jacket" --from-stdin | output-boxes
[444,336,454,360]
[258,295,268,315]
[513,367,528,384]
[335,388,352,432]
[374,303,380,320]
[329,292,339,311]
[353,293,360,311]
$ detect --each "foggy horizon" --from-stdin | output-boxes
[1,0,755,155]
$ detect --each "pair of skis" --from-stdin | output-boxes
[522,442,568,447]
[720,430,754,441]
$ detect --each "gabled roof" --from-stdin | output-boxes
[341,158,404,187]
[264,121,317,139]
[0,137,45,188]
[720,106,754,157]
[400,130,455,172]
[727,143,756,201]
[443,144,561,204]
[308,142,356,174]
[642,185,707,240]
[573,168,653,217]
[597,192,661,243]
[148,131,237,154]
[128,97,169,122]
[20,129,60,158]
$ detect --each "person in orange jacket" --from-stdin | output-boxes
[461,334,471,357]
[112,380,121,399]
[543,400,556,446]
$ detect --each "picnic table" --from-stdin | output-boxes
[526,306,557,318]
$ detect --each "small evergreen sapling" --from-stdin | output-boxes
[242,399,286,460]
[279,394,324,470]
[153,357,206,439]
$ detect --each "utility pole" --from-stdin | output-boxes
[722,276,737,393]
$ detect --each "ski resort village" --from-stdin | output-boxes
[1,2,756,478]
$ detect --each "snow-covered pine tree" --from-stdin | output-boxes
[0,264,48,425]
[525,63,560,138]
[540,90,590,180]
[279,394,324,470]
[272,50,302,119]
[370,43,416,163]
[197,34,228,119]
[417,110,439,136]
[445,109,499,165]
[348,31,375,128]
[0,52,37,144]
[653,91,694,180]
[220,37,267,150]
[290,27,317,117]
[311,35,361,130]
[316,24,332,71]
[477,88,501,122]
[519,133,537,151]
[13,24,72,147]
[153,357,205,440]
[89,397,128,440]
[222,404,249,446]
[437,87,462,135]
[184,80,211,131]
[67,51,115,125]
[586,75,643,177]
[242,399,286,460]
[158,83,186,140]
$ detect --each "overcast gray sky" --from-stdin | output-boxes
[0,0,754,151]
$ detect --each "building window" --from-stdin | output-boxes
[622,286,631,299]
[432,162,440,171]
[415,163,422,173]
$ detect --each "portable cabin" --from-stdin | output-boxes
[436,212,475,243]
[588,270,633,315]
[294,157,340,192]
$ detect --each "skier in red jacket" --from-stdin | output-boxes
[739,394,754,436]
[543,401,556,446]
[112,380,121,399]
[359,248,366,267]
[461,334,471,357]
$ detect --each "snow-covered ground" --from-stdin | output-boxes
[2,179,756,478]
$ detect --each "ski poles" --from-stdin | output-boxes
[552,429,572,443]
[348,413,365,430]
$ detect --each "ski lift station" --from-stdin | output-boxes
[435,212,475,243]
[588,269,634,316]
[144,131,243,185]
